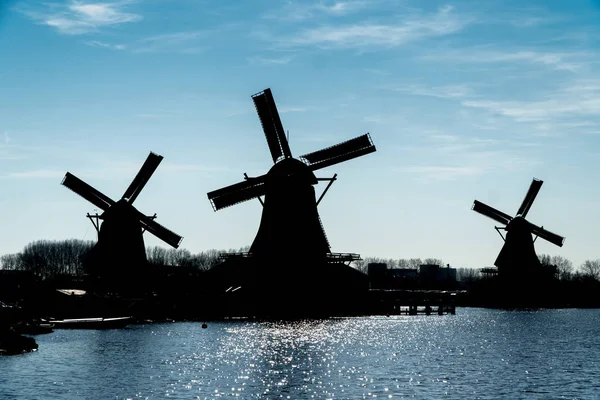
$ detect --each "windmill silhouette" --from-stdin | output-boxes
[61,152,183,292]
[472,178,565,279]
[208,88,375,260]
[206,88,376,317]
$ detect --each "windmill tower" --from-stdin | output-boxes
[61,152,183,292]
[472,178,565,281]
[206,88,376,316]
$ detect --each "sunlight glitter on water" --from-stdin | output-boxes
[2,309,599,399]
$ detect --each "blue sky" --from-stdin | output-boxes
[1,0,600,269]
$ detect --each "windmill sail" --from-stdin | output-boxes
[208,177,267,211]
[529,223,565,247]
[252,88,292,163]
[516,178,543,217]
[123,152,164,204]
[472,200,513,225]
[138,213,183,248]
[301,133,376,171]
[62,172,115,211]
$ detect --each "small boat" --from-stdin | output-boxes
[50,316,132,329]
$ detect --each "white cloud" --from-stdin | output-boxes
[247,55,293,66]
[1,159,225,182]
[6,169,65,179]
[18,1,142,35]
[394,131,544,182]
[264,0,370,21]
[321,1,369,15]
[362,115,388,124]
[396,165,483,181]
[382,77,600,134]
[85,40,126,50]
[160,163,230,173]
[296,134,339,144]
[139,31,207,44]
[461,82,600,123]
[133,31,210,54]
[422,49,590,72]
[272,5,471,49]
[3,132,9,144]
[20,1,213,54]
[397,148,543,181]
[381,84,474,99]
[278,106,308,113]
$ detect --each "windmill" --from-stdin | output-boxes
[471,178,565,278]
[206,88,376,316]
[61,152,183,291]
[208,88,375,261]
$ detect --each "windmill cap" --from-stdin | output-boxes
[266,157,317,185]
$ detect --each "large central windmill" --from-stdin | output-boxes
[61,152,183,291]
[471,178,565,278]
[208,88,375,261]
[206,88,376,316]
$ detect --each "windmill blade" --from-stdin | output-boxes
[61,172,115,211]
[472,200,513,225]
[301,133,376,171]
[122,152,164,204]
[529,223,565,247]
[516,178,543,217]
[252,88,292,163]
[138,214,183,248]
[207,176,267,211]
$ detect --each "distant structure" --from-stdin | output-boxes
[206,88,376,317]
[61,152,183,293]
[480,267,498,279]
[419,264,457,287]
[471,178,565,283]
[368,263,456,290]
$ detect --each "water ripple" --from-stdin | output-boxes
[1,309,598,399]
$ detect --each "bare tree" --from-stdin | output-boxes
[0,253,22,270]
[538,254,552,267]
[456,267,480,282]
[552,255,573,280]
[351,259,367,273]
[581,259,600,281]
[423,258,444,267]
[351,257,394,274]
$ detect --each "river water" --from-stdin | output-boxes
[1,308,599,399]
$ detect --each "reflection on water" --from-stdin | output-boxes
[1,308,599,399]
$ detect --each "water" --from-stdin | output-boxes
[1,308,599,399]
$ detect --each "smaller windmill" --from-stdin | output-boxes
[471,178,565,277]
[61,152,183,289]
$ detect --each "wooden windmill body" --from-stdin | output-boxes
[62,152,183,294]
[472,178,565,297]
[207,89,376,317]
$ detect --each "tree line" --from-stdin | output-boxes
[2,239,600,284]
[352,253,600,283]
[0,239,249,280]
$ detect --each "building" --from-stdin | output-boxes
[418,264,457,289]
[367,263,418,289]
